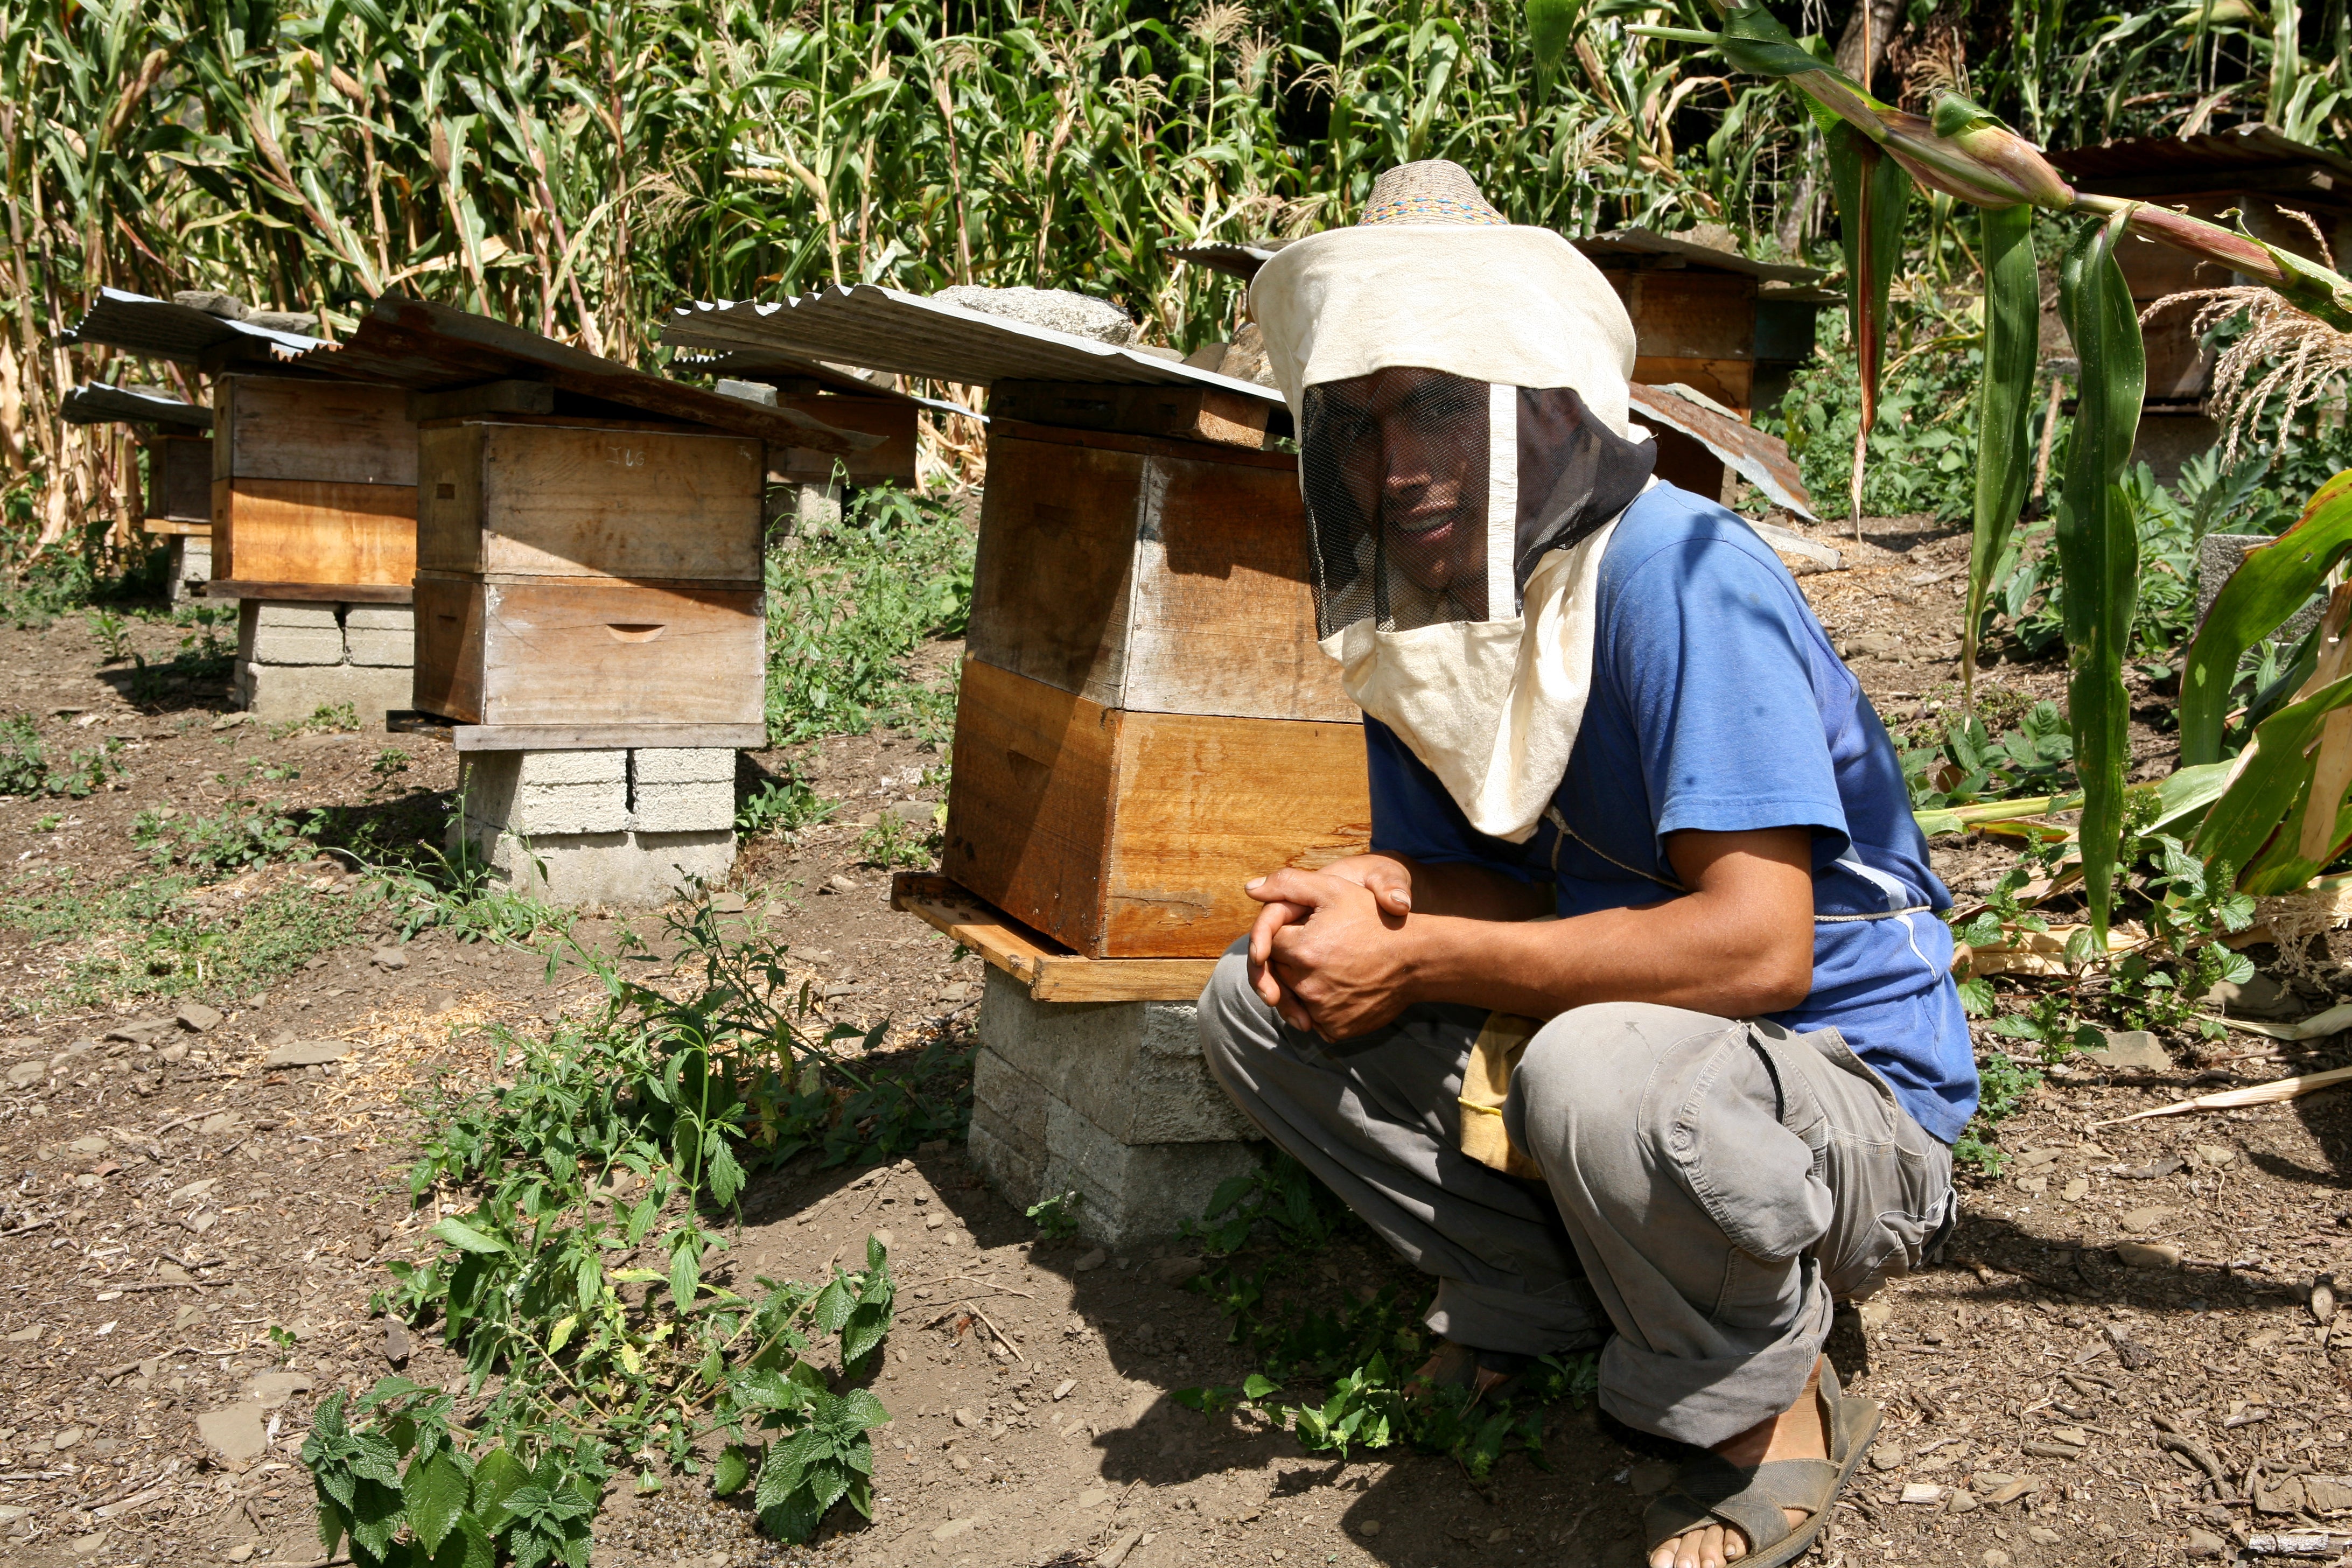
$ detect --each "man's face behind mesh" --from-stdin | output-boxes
[1305,368,1489,608]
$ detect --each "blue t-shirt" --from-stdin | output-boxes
[1366,482,1978,1144]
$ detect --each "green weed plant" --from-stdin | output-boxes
[0,714,122,798]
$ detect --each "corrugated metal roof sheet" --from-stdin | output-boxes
[1580,229,1829,285]
[2048,124,2352,187]
[60,381,212,430]
[1167,240,1296,282]
[59,287,327,365]
[276,295,876,456]
[1629,382,1816,521]
[663,284,1285,403]
[671,346,918,401]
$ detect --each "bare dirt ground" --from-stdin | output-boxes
[4,515,2351,1568]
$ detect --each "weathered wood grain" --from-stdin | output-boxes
[767,394,920,484]
[1103,706,1373,956]
[1632,358,1755,416]
[452,723,767,752]
[216,375,417,486]
[201,579,412,604]
[417,574,765,729]
[146,435,212,524]
[417,419,762,580]
[212,478,418,587]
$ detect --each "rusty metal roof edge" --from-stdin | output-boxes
[60,381,212,429]
[1628,381,1816,522]
[662,283,1286,403]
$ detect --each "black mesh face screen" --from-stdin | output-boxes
[1300,368,1492,636]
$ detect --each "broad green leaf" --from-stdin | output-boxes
[2195,674,2352,881]
[810,1277,854,1336]
[469,1447,530,1531]
[547,1314,577,1355]
[2179,468,2352,765]
[670,1243,701,1313]
[404,1451,471,1555]
[2147,761,2236,835]
[2053,209,2147,939]
[833,1387,891,1433]
[432,1216,507,1255]
[1965,201,2039,696]
[1243,1372,1280,1399]
[707,1137,746,1207]
[712,1444,754,1497]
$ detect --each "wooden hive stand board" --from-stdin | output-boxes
[412,571,764,730]
[417,417,764,582]
[890,872,1218,1003]
[966,421,1354,724]
[212,373,418,588]
[767,394,919,485]
[942,657,1371,959]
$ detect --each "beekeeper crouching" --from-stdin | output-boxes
[1195,161,1978,1568]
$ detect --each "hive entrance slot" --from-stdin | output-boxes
[604,623,667,643]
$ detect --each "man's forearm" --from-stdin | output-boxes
[1395,898,1814,1021]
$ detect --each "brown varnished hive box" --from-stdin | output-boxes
[943,389,1372,961]
[143,433,212,534]
[210,374,418,587]
[410,415,766,735]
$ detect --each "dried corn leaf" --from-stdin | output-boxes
[2097,1062,2352,1125]
[1955,923,2145,979]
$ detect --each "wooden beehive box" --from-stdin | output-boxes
[211,374,417,589]
[410,414,767,744]
[143,434,212,534]
[942,393,1372,960]
[767,393,920,485]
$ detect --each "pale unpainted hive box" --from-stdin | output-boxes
[410,415,766,734]
[209,374,418,587]
[942,395,1371,961]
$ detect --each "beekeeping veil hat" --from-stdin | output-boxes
[1249,160,1655,843]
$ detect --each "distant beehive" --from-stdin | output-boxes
[145,434,212,531]
[943,383,1371,960]
[410,416,768,744]
[211,374,418,592]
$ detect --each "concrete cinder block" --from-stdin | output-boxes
[166,535,212,605]
[631,747,737,786]
[458,824,736,907]
[975,970,1256,1145]
[514,783,629,836]
[254,600,341,630]
[968,1099,1048,1220]
[517,750,627,787]
[235,661,410,722]
[629,780,733,834]
[344,605,415,667]
[1040,1098,1261,1250]
[250,627,347,666]
[459,751,629,834]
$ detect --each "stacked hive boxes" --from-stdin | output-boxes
[212,374,419,719]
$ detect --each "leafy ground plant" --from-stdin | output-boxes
[0,713,122,798]
[1173,1156,1597,1478]
[736,774,836,839]
[325,899,967,1558]
[856,812,938,871]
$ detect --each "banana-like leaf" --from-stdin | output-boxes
[1825,122,1909,534]
[1965,202,2040,699]
[2195,674,2352,893]
[2178,468,2352,766]
[2052,209,2147,940]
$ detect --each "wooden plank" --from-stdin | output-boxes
[1122,445,1357,721]
[474,575,765,728]
[1607,270,1757,363]
[147,435,212,524]
[1103,708,1373,957]
[141,519,211,538]
[417,419,762,580]
[453,723,766,752]
[989,416,1298,471]
[988,381,1270,449]
[212,478,418,586]
[406,379,555,423]
[940,657,1118,956]
[413,574,484,723]
[965,435,1142,705]
[767,394,919,484]
[888,872,1216,1002]
[218,375,417,486]
[202,579,414,604]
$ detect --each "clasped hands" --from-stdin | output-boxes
[1244,853,1422,1040]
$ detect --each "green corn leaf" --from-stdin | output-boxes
[1965,201,2040,698]
[2194,674,2352,888]
[2179,468,2352,765]
[2053,209,2147,940]
[1824,122,1910,533]
[1527,0,1579,74]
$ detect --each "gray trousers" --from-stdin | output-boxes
[1195,950,1955,1447]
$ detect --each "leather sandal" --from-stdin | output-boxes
[1405,1340,1531,1408]
[1640,1362,1880,1568]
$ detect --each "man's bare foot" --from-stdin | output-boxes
[1405,1341,1522,1406]
[1646,1357,1832,1568]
